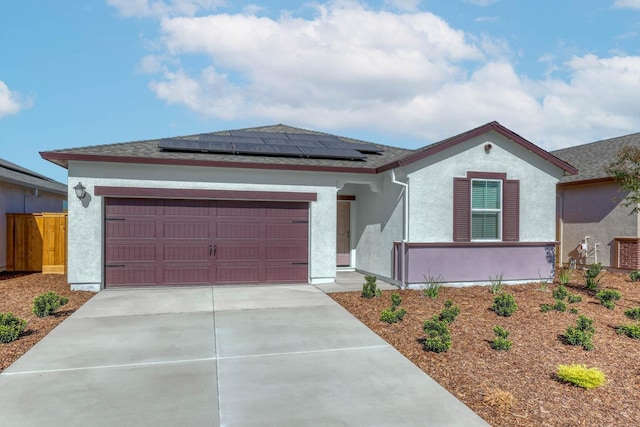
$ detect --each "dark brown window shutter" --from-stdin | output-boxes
[503,179,520,241]
[453,178,471,242]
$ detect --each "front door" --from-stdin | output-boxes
[336,202,351,266]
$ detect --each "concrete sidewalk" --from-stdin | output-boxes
[0,284,488,426]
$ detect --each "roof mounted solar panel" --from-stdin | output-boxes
[317,139,384,153]
[230,130,289,140]
[285,133,341,142]
[298,147,367,160]
[233,142,302,156]
[158,139,234,153]
[265,138,324,147]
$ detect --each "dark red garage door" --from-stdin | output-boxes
[104,198,309,288]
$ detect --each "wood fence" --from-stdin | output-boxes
[6,213,67,274]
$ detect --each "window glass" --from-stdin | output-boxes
[471,180,501,240]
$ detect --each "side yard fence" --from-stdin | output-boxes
[6,213,67,274]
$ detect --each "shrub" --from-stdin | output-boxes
[585,263,602,291]
[490,326,512,351]
[483,389,514,411]
[32,291,69,318]
[630,270,640,282]
[422,274,443,299]
[489,273,504,295]
[624,307,640,321]
[570,308,579,314]
[556,364,606,389]
[595,289,622,309]
[380,293,406,323]
[540,303,553,313]
[563,315,595,350]
[438,300,460,323]
[540,300,567,313]
[617,324,640,339]
[361,275,381,299]
[567,293,583,304]
[556,269,572,286]
[0,312,27,343]
[552,285,568,301]
[492,293,517,317]
[423,318,452,353]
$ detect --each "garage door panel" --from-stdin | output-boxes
[107,221,157,239]
[164,222,211,239]
[106,266,157,287]
[216,265,260,283]
[217,245,260,261]
[163,244,210,261]
[163,266,210,284]
[107,244,156,262]
[163,199,211,216]
[216,222,260,239]
[265,244,307,260]
[265,264,307,282]
[106,199,158,216]
[265,223,308,239]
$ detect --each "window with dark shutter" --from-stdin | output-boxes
[502,180,520,241]
[453,178,471,242]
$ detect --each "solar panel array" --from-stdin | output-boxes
[158,131,384,161]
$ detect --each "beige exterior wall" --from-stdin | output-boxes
[558,180,637,268]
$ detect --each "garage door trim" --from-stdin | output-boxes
[95,186,317,202]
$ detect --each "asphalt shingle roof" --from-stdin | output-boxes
[0,157,66,195]
[551,131,640,184]
[41,124,413,172]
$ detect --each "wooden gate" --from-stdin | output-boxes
[6,213,67,274]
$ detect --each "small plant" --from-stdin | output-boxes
[492,293,517,317]
[617,324,640,339]
[0,312,28,343]
[556,364,606,389]
[423,318,452,353]
[32,291,69,318]
[438,300,460,323]
[570,308,579,314]
[595,289,622,309]
[556,269,572,286]
[624,307,640,321]
[567,293,583,304]
[361,275,381,299]
[540,299,566,312]
[422,274,443,299]
[379,293,406,323]
[489,273,504,294]
[483,389,514,411]
[552,285,569,301]
[630,270,640,282]
[584,263,602,291]
[563,315,595,350]
[490,326,513,351]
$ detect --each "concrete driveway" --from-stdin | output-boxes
[0,284,488,426]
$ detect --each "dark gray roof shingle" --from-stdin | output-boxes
[0,158,66,195]
[551,131,640,183]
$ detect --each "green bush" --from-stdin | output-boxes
[595,289,622,309]
[570,308,579,314]
[32,291,69,318]
[624,307,640,321]
[390,293,402,310]
[489,273,504,295]
[540,303,553,313]
[585,263,602,291]
[617,324,640,339]
[563,315,595,350]
[556,364,606,389]
[361,275,381,299]
[552,285,568,301]
[380,293,406,323]
[567,293,583,304]
[423,318,452,353]
[0,312,27,343]
[423,274,443,299]
[490,326,513,351]
[630,270,640,282]
[492,293,517,317]
[438,300,460,324]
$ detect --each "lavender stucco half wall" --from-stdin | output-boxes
[401,243,556,285]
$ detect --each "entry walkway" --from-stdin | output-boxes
[0,284,488,426]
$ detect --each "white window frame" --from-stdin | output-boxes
[471,179,502,241]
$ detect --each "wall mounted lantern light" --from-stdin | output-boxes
[74,182,87,200]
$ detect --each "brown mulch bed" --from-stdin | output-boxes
[330,271,640,427]
[0,272,94,373]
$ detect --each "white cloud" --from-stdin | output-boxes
[384,0,422,11]
[0,81,30,119]
[107,0,225,18]
[613,0,640,9]
[116,1,640,151]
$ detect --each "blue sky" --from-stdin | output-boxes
[1,0,639,183]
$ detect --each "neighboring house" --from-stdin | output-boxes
[0,158,67,272]
[552,131,640,270]
[41,121,575,291]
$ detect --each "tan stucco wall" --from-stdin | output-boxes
[558,180,637,268]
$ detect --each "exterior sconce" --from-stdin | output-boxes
[74,182,87,200]
[484,143,492,154]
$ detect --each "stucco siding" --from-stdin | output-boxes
[66,161,372,289]
[0,181,65,271]
[405,131,562,243]
[558,181,636,267]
